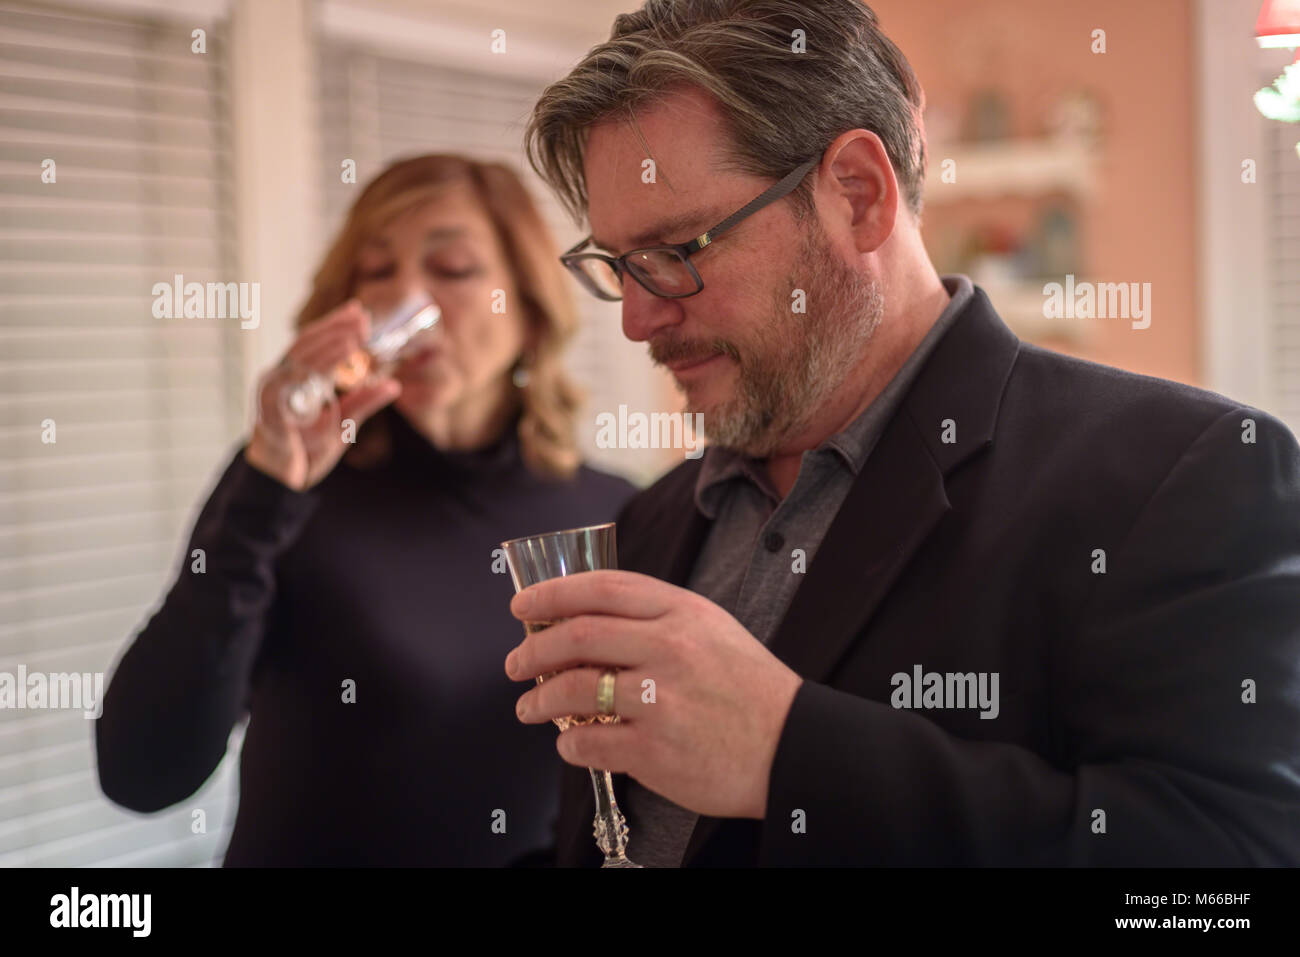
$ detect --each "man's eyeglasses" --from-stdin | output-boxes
[560,157,819,301]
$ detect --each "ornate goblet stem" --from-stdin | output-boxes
[591,768,636,867]
[502,523,641,869]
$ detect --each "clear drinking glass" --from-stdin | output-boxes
[501,522,640,868]
[279,293,441,425]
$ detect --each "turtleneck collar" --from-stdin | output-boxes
[383,404,523,476]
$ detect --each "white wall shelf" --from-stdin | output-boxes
[924,138,1097,202]
[975,279,1094,344]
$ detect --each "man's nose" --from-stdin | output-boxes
[620,277,682,343]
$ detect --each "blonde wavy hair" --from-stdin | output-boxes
[295,154,583,478]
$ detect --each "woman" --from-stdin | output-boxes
[95,155,636,865]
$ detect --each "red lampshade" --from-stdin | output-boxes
[1257,0,1300,47]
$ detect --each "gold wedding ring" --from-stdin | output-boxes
[596,668,617,716]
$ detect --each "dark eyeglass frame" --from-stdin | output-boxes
[560,156,820,301]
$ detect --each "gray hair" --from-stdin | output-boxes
[524,0,928,227]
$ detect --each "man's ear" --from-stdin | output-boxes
[820,129,900,255]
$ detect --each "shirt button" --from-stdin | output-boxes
[763,531,785,553]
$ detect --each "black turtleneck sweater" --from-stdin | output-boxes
[95,407,636,866]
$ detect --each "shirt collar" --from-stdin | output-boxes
[694,444,771,517]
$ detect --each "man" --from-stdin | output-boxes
[506,0,1300,865]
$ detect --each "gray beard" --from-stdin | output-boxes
[692,226,884,458]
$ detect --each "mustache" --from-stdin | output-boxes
[649,336,741,368]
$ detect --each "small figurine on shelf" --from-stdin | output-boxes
[966,89,1012,143]
[1036,204,1082,279]
[964,223,1024,287]
[1047,90,1104,147]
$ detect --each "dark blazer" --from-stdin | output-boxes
[555,287,1300,866]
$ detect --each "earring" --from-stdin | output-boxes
[511,356,532,388]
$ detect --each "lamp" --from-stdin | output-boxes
[1256,0,1300,50]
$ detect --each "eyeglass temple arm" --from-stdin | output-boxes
[690,157,819,249]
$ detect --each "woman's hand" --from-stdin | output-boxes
[245,300,401,491]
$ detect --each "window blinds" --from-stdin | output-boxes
[0,0,243,867]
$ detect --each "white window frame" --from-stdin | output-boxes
[1196,0,1294,413]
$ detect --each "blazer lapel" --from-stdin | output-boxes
[643,500,712,587]
[681,286,1022,865]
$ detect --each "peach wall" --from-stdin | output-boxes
[871,0,1201,385]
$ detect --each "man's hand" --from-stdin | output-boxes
[504,570,803,820]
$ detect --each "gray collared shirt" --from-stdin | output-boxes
[624,274,975,867]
